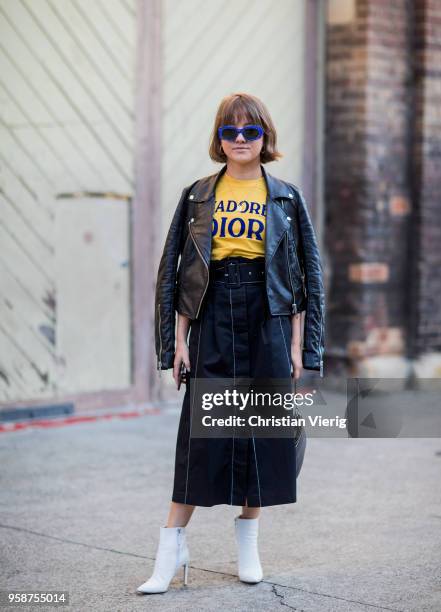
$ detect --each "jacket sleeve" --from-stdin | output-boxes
[154,186,190,371]
[293,186,325,377]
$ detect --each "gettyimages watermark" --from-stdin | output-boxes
[186,377,441,439]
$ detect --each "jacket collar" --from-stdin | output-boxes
[188,163,295,202]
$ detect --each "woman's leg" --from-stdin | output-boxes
[166,501,196,527]
[239,498,261,519]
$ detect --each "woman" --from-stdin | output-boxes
[137,92,325,594]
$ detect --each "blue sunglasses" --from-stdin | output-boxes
[218,124,264,142]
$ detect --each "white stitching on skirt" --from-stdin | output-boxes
[250,291,261,507]
[279,315,292,375]
[251,435,262,506]
[280,316,296,447]
[229,288,235,505]
[229,288,236,383]
[184,308,204,504]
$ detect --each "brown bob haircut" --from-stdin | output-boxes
[209,92,283,164]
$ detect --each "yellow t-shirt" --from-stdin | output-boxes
[211,173,267,261]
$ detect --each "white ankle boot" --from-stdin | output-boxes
[234,515,263,583]
[136,525,189,594]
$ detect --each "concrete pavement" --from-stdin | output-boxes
[1,391,440,611]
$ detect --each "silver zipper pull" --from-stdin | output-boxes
[157,302,163,379]
[291,302,297,314]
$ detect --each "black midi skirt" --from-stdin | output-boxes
[171,255,298,507]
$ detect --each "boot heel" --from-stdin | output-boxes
[183,562,189,586]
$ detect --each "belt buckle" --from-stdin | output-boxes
[225,261,241,287]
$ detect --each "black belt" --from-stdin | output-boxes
[210,258,265,286]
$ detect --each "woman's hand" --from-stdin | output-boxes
[291,344,303,381]
[173,313,191,390]
[173,340,191,390]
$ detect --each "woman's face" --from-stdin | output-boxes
[220,117,264,165]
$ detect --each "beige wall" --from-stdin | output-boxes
[0,0,136,402]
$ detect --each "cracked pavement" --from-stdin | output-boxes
[1,392,440,611]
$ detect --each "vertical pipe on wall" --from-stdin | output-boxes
[303,0,326,256]
[133,0,162,403]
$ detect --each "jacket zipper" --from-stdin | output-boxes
[290,237,307,297]
[284,232,297,314]
[318,308,324,377]
[265,228,294,316]
[300,265,307,298]
[189,218,209,318]
[157,302,163,377]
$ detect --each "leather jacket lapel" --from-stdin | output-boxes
[265,197,291,264]
[190,196,215,265]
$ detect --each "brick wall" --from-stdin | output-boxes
[325,0,441,376]
[409,0,441,356]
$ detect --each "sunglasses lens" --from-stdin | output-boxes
[243,126,261,140]
[221,127,238,141]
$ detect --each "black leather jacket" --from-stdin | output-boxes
[155,163,325,376]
